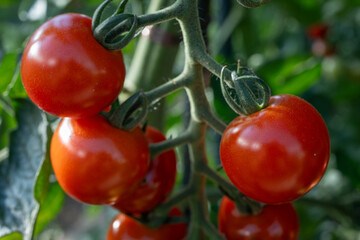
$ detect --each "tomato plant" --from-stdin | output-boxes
[5,0,354,239]
[218,196,299,240]
[50,115,150,205]
[21,13,125,118]
[220,94,330,204]
[112,126,177,214]
[107,208,187,240]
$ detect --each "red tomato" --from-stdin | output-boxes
[112,126,177,214]
[220,94,330,204]
[21,13,125,118]
[307,23,328,40]
[218,196,299,240]
[50,115,149,205]
[107,208,187,240]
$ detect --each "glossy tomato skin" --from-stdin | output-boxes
[50,115,149,205]
[112,127,177,214]
[218,196,299,240]
[21,13,125,118]
[107,208,187,240]
[220,94,330,204]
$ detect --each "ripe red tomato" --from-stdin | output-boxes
[112,126,177,214]
[21,13,125,118]
[50,115,149,205]
[218,196,299,240]
[220,94,330,204]
[107,207,187,240]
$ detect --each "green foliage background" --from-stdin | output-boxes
[0,0,359,239]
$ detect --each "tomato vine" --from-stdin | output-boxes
[93,0,275,239]
[9,0,334,239]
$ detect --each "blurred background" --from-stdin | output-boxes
[0,0,360,239]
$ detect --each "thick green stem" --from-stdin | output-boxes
[106,0,263,237]
[175,0,229,238]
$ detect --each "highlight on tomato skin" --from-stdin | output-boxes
[107,207,187,240]
[21,13,126,118]
[220,94,330,204]
[112,126,177,214]
[218,196,299,240]
[50,115,150,205]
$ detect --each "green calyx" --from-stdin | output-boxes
[108,90,149,130]
[92,0,139,50]
[220,65,271,116]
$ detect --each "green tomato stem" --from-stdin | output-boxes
[136,0,183,28]
[107,0,266,237]
[149,129,194,158]
[199,164,262,215]
[144,71,191,103]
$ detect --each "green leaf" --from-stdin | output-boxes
[257,55,322,95]
[5,63,27,99]
[0,233,22,240]
[33,183,65,236]
[0,109,17,150]
[0,99,51,240]
[0,53,17,93]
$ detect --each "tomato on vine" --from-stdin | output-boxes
[50,115,150,205]
[112,126,177,214]
[218,196,299,240]
[21,13,125,118]
[107,207,187,240]
[220,94,330,204]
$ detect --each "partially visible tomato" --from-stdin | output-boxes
[220,94,330,204]
[107,207,187,240]
[218,196,299,240]
[50,115,149,205]
[21,13,125,118]
[112,126,177,214]
[307,23,328,40]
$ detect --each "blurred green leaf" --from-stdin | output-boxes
[0,53,17,93]
[0,0,17,7]
[257,55,322,95]
[0,99,51,240]
[5,63,27,99]
[34,182,65,236]
[275,0,322,24]
[0,233,22,240]
[0,109,17,150]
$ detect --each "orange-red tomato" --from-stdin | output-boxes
[218,196,299,240]
[21,13,125,118]
[112,126,177,214]
[107,208,187,240]
[220,94,330,204]
[50,115,150,205]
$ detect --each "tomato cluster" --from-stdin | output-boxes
[21,10,330,240]
[21,13,185,239]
